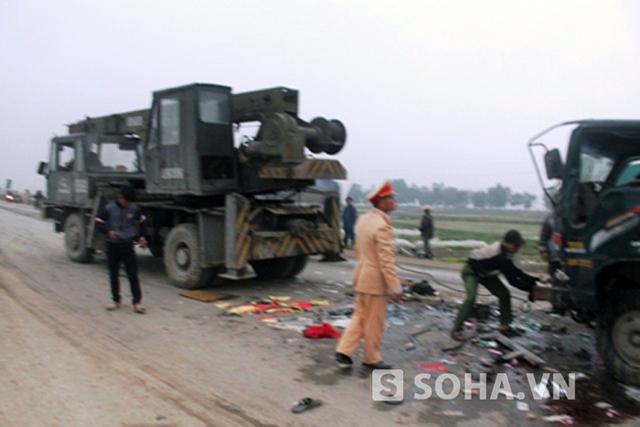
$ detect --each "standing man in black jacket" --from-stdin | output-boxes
[450,230,539,341]
[95,186,148,314]
[419,205,435,259]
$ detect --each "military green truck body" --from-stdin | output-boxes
[529,120,640,385]
[39,83,347,289]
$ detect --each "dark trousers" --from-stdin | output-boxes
[452,263,512,331]
[107,242,141,305]
[422,236,434,259]
[343,227,355,247]
[549,260,562,278]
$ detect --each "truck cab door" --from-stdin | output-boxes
[48,138,81,205]
[145,93,189,193]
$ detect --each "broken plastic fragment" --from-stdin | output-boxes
[419,362,448,372]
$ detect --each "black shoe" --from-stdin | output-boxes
[362,361,392,370]
[335,352,353,368]
[499,327,522,338]
[451,330,466,342]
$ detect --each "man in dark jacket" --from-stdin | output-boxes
[95,186,148,313]
[419,205,435,259]
[342,196,358,248]
[450,230,539,341]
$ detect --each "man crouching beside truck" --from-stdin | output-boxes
[451,230,542,341]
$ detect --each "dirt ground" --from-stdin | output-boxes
[1,201,639,427]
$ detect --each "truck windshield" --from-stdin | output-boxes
[579,139,616,184]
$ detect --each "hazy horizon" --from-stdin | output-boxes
[2,1,639,197]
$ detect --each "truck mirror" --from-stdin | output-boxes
[544,149,563,180]
[37,161,49,176]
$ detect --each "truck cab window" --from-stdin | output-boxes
[56,142,76,171]
[99,141,141,173]
[613,159,640,186]
[199,91,230,124]
[161,97,180,146]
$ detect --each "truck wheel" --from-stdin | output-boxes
[250,255,308,280]
[164,224,213,289]
[286,255,308,278]
[64,213,93,263]
[597,289,640,386]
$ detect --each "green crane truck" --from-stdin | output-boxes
[529,120,640,386]
[38,83,347,289]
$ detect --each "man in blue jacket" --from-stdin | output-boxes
[342,196,358,248]
[95,186,148,314]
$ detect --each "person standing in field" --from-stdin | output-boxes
[419,205,434,259]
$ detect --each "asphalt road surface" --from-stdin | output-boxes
[0,201,638,427]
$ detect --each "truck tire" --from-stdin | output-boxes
[597,289,640,386]
[164,224,213,290]
[64,213,93,263]
[287,255,308,278]
[250,255,308,280]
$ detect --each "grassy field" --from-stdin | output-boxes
[388,206,548,265]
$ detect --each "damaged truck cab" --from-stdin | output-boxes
[529,120,640,386]
[39,83,347,289]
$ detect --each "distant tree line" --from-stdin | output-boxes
[346,179,536,209]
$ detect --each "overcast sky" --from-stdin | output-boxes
[1,0,639,198]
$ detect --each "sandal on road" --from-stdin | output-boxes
[291,397,323,414]
[133,304,146,314]
[106,301,121,311]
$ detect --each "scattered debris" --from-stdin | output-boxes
[291,397,323,414]
[623,385,640,402]
[303,323,341,339]
[419,362,448,373]
[271,317,315,332]
[542,414,574,424]
[178,290,236,302]
[406,280,439,296]
[327,305,354,316]
[480,332,546,367]
[499,391,516,399]
[532,381,551,400]
[216,297,319,315]
[441,410,464,417]
[327,315,351,329]
[516,402,530,411]
[594,402,613,409]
